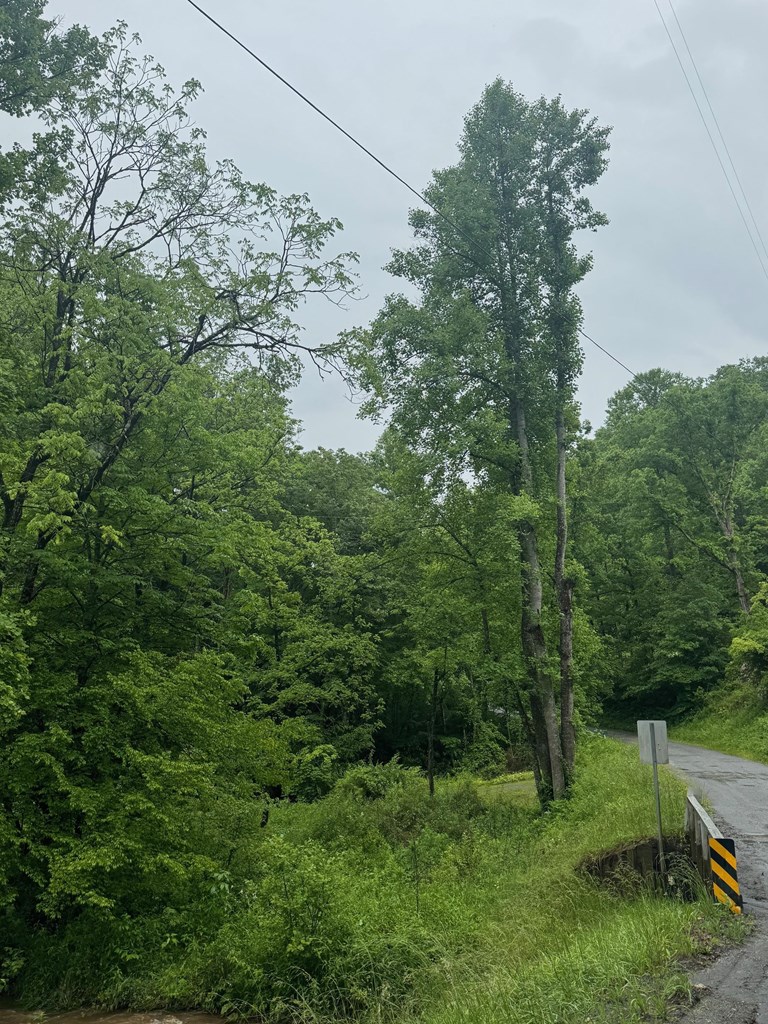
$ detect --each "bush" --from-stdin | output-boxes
[333,757,417,801]
[457,720,507,778]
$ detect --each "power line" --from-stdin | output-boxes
[183,0,477,259]
[579,329,636,377]
[665,0,768,266]
[183,0,636,378]
[653,0,768,285]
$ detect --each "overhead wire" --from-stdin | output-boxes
[652,0,768,285]
[183,0,478,262]
[578,329,635,377]
[664,0,768,267]
[183,0,637,379]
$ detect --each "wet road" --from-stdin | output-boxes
[665,738,768,907]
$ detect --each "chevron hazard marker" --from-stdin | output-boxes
[709,837,742,914]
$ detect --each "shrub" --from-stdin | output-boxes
[333,757,417,801]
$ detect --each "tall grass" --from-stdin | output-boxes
[413,737,738,1024]
[10,738,741,1023]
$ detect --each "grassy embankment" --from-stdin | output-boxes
[672,684,768,763]
[13,737,741,1024]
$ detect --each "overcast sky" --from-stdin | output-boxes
[43,0,768,451]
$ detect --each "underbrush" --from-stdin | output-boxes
[5,738,741,1023]
[672,683,768,762]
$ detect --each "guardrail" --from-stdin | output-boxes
[685,790,742,913]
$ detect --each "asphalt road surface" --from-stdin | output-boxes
[616,733,768,1023]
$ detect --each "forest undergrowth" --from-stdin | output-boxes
[7,738,742,1024]
[673,685,768,764]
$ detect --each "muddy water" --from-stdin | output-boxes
[0,1012,222,1024]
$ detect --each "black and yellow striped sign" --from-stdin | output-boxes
[709,837,742,914]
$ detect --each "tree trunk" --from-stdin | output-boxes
[712,509,750,614]
[723,523,750,614]
[519,527,565,800]
[558,577,575,780]
[554,404,576,783]
[510,395,565,800]
[527,690,553,803]
[427,668,440,798]
[512,688,545,800]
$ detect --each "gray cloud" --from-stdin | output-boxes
[37,0,768,447]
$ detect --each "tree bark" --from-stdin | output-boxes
[502,387,564,800]
[512,688,545,800]
[427,668,440,798]
[722,518,750,614]
[512,396,565,801]
[558,576,575,780]
[730,551,750,614]
[554,404,576,782]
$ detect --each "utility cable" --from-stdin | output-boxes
[578,329,636,377]
[665,0,768,266]
[653,0,768,285]
[183,0,478,260]
[183,0,636,378]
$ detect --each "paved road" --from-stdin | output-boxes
[615,733,768,1022]
[664,738,768,907]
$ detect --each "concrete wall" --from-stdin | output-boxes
[581,791,724,900]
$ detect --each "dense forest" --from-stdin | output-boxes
[0,2,764,1018]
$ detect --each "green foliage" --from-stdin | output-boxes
[574,360,768,715]
[729,584,768,696]
[672,675,768,764]
[0,11,377,964]
[5,740,738,1023]
[333,758,417,801]
[456,719,507,778]
[0,607,29,731]
[0,0,103,116]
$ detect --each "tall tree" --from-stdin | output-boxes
[534,97,609,780]
[0,24,363,933]
[0,25,355,607]
[351,80,609,801]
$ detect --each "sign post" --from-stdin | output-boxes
[637,720,669,884]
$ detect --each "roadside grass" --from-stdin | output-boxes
[672,683,768,763]
[475,770,536,805]
[411,739,742,1024]
[10,737,744,1024]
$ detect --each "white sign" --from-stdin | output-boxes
[637,720,669,765]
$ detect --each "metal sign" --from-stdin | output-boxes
[638,720,669,765]
[637,719,669,884]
